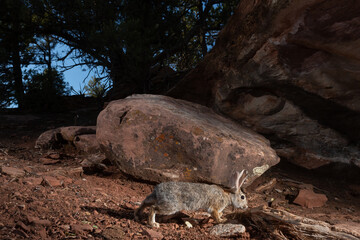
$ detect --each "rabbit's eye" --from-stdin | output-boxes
[241,195,245,200]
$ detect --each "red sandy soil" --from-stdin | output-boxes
[0,111,359,239]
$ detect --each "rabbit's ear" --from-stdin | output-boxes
[233,170,245,192]
[238,170,248,188]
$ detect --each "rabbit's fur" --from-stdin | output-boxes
[134,170,248,228]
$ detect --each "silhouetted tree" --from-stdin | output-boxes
[0,0,35,108]
[0,0,238,108]
[24,68,70,111]
[30,0,238,98]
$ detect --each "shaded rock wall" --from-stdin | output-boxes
[169,0,360,168]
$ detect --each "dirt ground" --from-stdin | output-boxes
[0,110,359,239]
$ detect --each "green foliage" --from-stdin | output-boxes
[84,76,110,99]
[24,68,70,111]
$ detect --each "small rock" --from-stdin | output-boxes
[16,221,31,232]
[38,227,47,239]
[42,176,62,187]
[26,215,39,223]
[102,226,126,239]
[57,176,73,185]
[71,224,93,233]
[23,177,43,185]
[210,224,246,237]
[40,158,60,165]
[48,153,60,159]
[32,219,51,227]
[144,228,164,240]
[293,189,328,208]
[18,204,26,210]
[124,202,133,209]
[60,225,70,231]
[13,229,29,238]
[1,166,25,177]
[66,167,83,178]
[81,153,107,174]
[13,191,22,198]
[185,221,193,228]
[23,166,33,173]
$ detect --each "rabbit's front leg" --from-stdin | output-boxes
[211,208,227,223]
[148,206,160,228]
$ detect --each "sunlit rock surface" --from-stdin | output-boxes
[96,94,279,187]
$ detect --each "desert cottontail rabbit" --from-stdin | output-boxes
[134,170,248,228]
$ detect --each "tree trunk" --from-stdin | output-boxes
[45,36,54,94]
[198,2,207,58]
[12,41,24,109]
[200,28,208,58]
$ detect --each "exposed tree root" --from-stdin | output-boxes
[234,206,359,240]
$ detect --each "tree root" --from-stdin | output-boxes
[234,206,359,240]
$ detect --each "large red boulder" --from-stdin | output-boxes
[96,94,279,187]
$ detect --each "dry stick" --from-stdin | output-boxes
[251,206,359,240]
[281,178,328,193]
[255,178,277,192]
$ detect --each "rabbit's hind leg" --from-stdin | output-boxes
[134,192,156,221]
[148,206,160,228]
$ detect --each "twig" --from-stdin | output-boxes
[255,178,277,192]
[281,178,328,193]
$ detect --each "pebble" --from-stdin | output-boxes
[144,228,164,239]
[1,166,25,177]
[185,221,193,228]
[210,223,246,237]
[42,176,62,187]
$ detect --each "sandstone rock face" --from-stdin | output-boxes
[170,0,360,168]
[96,95,279,187]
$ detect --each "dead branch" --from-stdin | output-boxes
[255,178,277,192]
[251,206,359,240]
[281,178,328,193]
